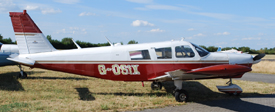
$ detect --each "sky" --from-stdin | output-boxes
[0,0,275,50]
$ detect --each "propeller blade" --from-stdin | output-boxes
[253,53,265,61]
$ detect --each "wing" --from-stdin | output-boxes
[150,64,252,81]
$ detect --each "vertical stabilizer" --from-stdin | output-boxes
[9,10,56,54]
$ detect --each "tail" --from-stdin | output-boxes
[217,46,222,52]
[9,10,56,54]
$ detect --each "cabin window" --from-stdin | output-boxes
[129,50,151,60]
[155,47,172,59]
[191,43,209,57]
[175,45,195,58]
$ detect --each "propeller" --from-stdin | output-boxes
[253,53,265,61]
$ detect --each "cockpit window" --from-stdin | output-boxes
[175,45,195,58]
[155,47,172,59]
[191,43,209,57]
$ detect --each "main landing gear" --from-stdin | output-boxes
[151,82,162,90]
[18,64,27,79]
[174,80,188,102]
[151,80,189,102]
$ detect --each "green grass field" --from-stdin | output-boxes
[1,65,275,111]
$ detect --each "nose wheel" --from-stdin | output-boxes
[151,82,162,90]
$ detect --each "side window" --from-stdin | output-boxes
[129,50,151,60]
[155,47,172,59]
[175,45,195,58]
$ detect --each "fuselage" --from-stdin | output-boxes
[18,40,254,81]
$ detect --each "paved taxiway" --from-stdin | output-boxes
[135,73,275,112]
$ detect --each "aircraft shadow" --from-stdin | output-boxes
[90,81,275,111]
[161,81,275,112]
[199,95,275,112]
[0,71,46,91]
[27,76,88,80]
[75,88,96,101]
[0,72,25,91]
[92,92,171,97]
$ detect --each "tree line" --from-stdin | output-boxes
[0,34,274,54]
[199,45,273,54]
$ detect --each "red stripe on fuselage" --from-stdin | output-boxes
[32,60,252,81]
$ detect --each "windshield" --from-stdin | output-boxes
[191,43,209,57]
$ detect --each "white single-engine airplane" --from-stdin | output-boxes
[8,10,265,102]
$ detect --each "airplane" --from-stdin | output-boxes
[0,43,27,78]
[217,46,246,54]
[8,10,265,102]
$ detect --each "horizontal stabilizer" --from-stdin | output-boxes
[186,64,251,76]
[7,57,35,66]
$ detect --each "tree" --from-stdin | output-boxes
[199,45,207,50]
[128,40,138,44]
[0,34,15,44]
[238,46,250,53]
[207,46,218,52]
[0,34,3,40]
[222,47,232,51]
[46,35,52,41]
[61,37,73,44]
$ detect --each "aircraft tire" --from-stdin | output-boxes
[18,72,27,79]
[151,82,162,90]
[175,89,188,102]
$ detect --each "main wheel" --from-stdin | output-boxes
[175,89,189,102]
[18,72,27,79]
[151,82,162,90]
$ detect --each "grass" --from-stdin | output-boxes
[258,54,275,59]
[252,61,275,74]
[251,54,275,74]
[0,64,275,111]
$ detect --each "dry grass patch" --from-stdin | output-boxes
[0,66,275,111]
[252,61,275,74]
[261,54,275,59]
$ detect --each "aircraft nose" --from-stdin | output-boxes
[227,53,254,65]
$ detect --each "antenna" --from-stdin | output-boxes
[71,39,81,49]
[105,36,114,46]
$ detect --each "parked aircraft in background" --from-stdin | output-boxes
[217,46,246,54]
[8,10,265,102]
[0,43,27,78]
